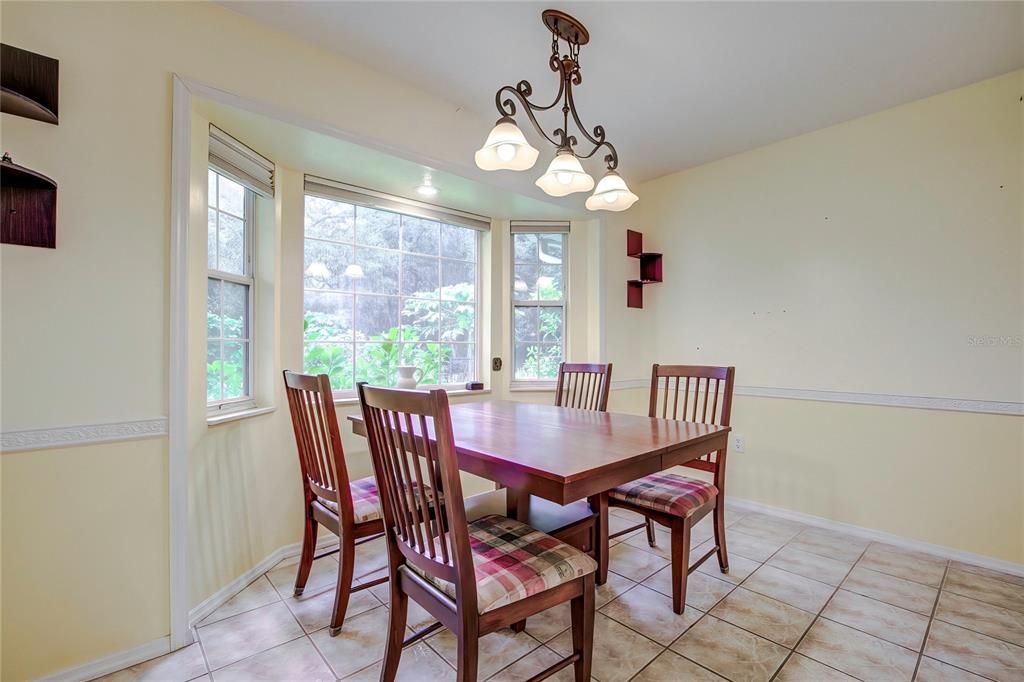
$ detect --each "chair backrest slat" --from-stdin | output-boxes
[284,370,354,520]
[647,364,736,482]
[358,383,475,611]
[554,362,613,412]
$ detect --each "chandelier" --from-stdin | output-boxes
[475,9,638,212]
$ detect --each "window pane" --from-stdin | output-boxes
[207,208,217,270]
[539,233,564,264]
[354,247,399,295]
[304,239,354,291]
[537,264,563,301]
[400,253,439,297]
[355,343,400,387]
[539,307,564,345]
[440,301,474,343]
[514,343,561,381]
[401,216,439,255]
[218,212,245,275]
[207,341,222,402]
[355,294,399,340]
[217,175,245,217]
[400,297,439,342]
[355,206,400,250]
[304,195,354,242]
[514,306,538,343]
[513,264,539,301]
[207,279,221,338]
[514,233,537,263]
[440,344,474,384]
[514,342,536,381]
[441,223,476,261]
[221,282,248,339]
[441,260,475,301]
[304,292,353,342]
[221,341,249,399]
[304,342,354,391]
[401,343,440,384]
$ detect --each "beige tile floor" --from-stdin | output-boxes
[99,508,1024,682]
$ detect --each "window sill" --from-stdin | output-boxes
[333,388,491,406]
[509,383,556,392]
[207,405,276,426]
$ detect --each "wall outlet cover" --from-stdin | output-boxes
[732,434,746,453]
[492,357,502,371]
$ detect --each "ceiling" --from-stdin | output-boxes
[195,98,577,221]
[222,1,1023,183]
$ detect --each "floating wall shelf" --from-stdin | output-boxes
[626,229,662,308]
[1,43,59,125]
[2,158,57,248]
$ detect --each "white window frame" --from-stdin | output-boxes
[302,185,485,398]
[207,167,257,415]
[510,225,569,389]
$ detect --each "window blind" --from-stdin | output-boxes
[510,220,571,234]
[304,175,491,232]
[209,125,275,197]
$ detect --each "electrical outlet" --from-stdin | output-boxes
[732,434,746,453]
[492,357,503,372]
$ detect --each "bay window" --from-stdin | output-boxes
[511,222,569,384]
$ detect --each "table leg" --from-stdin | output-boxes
[507,486,530,633]
[589,492,609,585]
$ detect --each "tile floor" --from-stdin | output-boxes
[99,508,1024,682]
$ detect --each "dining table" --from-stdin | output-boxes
[347,399,730,584]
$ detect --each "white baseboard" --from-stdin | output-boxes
[728,495,1024,578]
[188,536,339,627]
[37,637,171,682]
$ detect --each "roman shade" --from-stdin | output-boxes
[208,125,275,197]
[510,220,571,234]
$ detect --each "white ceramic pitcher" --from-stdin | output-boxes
[396,365,423,389]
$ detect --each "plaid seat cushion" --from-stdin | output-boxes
[610,473,718,518]
[410,514,597,613]
[318,477,441,525]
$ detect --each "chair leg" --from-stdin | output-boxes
[570,574,595,682]
[380,579,408,682]
[293,513,318,596]
[329,533,356,636]
[713,499,729,574]
[645,518,657,547]
[456,623,479,682]
[670,519,692,614]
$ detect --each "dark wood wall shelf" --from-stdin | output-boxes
[2,158,57,248]
[1,44,59,125]
[626,229,662,309]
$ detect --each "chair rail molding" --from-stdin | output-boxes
[609,379,1023,416]
[0,417,168,452]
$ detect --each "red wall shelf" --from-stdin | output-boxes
[626,229,662,308]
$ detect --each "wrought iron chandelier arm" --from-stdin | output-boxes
[564,82,619,170]
[495,76,570,149]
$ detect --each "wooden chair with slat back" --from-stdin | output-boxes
[606,364,736,613]
[283,371,388,636]
[357,383,596,682]
[554,362,613,411]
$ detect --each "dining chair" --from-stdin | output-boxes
[606,364,735,613]
[357,383,596,682]
[283,370,388,636]
[554,362,613,411]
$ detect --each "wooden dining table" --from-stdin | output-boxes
[347,399,730,584]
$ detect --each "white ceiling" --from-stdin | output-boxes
[222,1,1023,183]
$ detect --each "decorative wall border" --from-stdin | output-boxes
[609,379,1023,416]
[0,417,168,453]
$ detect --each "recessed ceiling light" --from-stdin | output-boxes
[416,175,439,197]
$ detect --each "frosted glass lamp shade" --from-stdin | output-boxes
[535,150,594,197]
[585,170,639,211]
[474,117,540,171]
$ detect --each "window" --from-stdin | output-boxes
[302,188,480,393]
[207,168,254,409]
[512,225,568,383]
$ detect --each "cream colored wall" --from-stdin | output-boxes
[603,70,1024,562]
[1,440,170,681]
